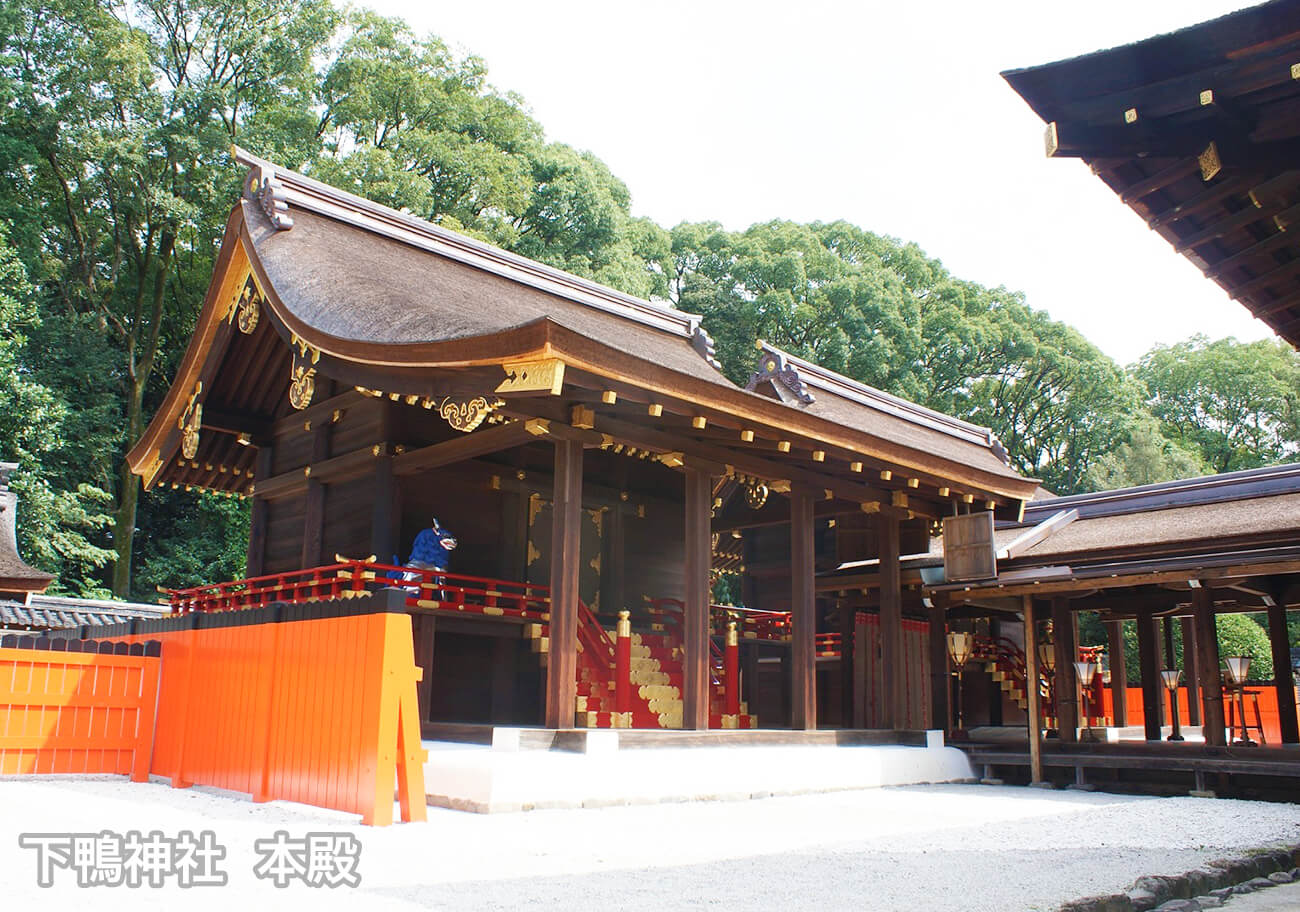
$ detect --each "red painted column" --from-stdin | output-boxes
[724,621,741,720]
[615,610,632,726]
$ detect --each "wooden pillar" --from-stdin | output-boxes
[299,421,331,568]
[544,439,582,729]
[852,609,868,728]
[790,485,816,731]
[928,598,950,733]
[605,509,626,615]
[1105,620,1128,727]
[1051,596,1078,742]
[245,446,274,577]
[370,456,397,562]
[839,602,855,728]
[491,636,516,724]
[1135,611,1163,741]
[682,466,712,730]
[1192,586,1226,746]
[1022,596,1045,785]
[1181,616,1201,726]
[878,513,904,728]
[413,613,436,723]
[1267,602,1299,744]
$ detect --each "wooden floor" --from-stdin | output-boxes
[961,738,1300,801]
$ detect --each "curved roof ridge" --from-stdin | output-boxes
[233,146,723,371]
[755,342,1008,459]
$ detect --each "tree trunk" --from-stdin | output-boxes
[111,385,146,597]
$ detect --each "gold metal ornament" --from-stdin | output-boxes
[235,277,261,334]
[437,396,499,432]
[743,480,769,510]
[288,338,320,411]
[178,382,204,460]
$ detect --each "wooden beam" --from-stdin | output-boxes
[393,422,534,476]
[1267,601,1299,744]
[790,485,817,731]
[1105,620,1128,728]
[1023,596,1045,785]
[683,466,712,730]
[201,407,272,444]
[544,439,582,729]
[878,513,905,728]
[1052,596,1078,742]
[1192,586,1227,747]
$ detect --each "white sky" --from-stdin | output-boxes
[362,0,1275,365]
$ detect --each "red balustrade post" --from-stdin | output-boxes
[615,610,632,727]
[724,621,741,724]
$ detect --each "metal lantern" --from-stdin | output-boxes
[1223,656,1256,746]
[1223,655,1252,685]
[1073,661,1098,687]
[1161,667,1185,742]
[946,631,974,671]
[1038,643,1056,672]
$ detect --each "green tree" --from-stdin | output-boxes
[313,12,669,299]
[669,220,1137,493]
[1079,612,1273,684]
[1134,335,1300,473]
[1085,418,1209,490]
[0,0,337,595]
[0,228,115,592]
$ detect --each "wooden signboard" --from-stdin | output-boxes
[942,512,997,582]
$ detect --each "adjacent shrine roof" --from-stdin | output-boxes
[0,594,170,631]
[127,149,1037,512]
[1003,0,1300,348]
[0,463,53,595]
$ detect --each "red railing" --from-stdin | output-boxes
[167,560,551,621]
[644,597,793,643]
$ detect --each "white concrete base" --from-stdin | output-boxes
[423,731,976,813]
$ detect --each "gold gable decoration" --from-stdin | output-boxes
[289,336,320,410]
[178,382,204,460]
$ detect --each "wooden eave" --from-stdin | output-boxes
[1003,0,1300,348]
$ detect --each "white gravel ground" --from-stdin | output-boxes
[1,776,1297,912]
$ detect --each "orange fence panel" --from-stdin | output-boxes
[96,591,426,825]
[1100,685,1285,744]
[0,639,160,779]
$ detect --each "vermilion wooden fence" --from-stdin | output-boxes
[1100,685,1287,745]
[0,638,160,779]
[22,590,427,826]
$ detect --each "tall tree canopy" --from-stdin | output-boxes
[668,220,1139,493]
[1134,335,1300,474]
